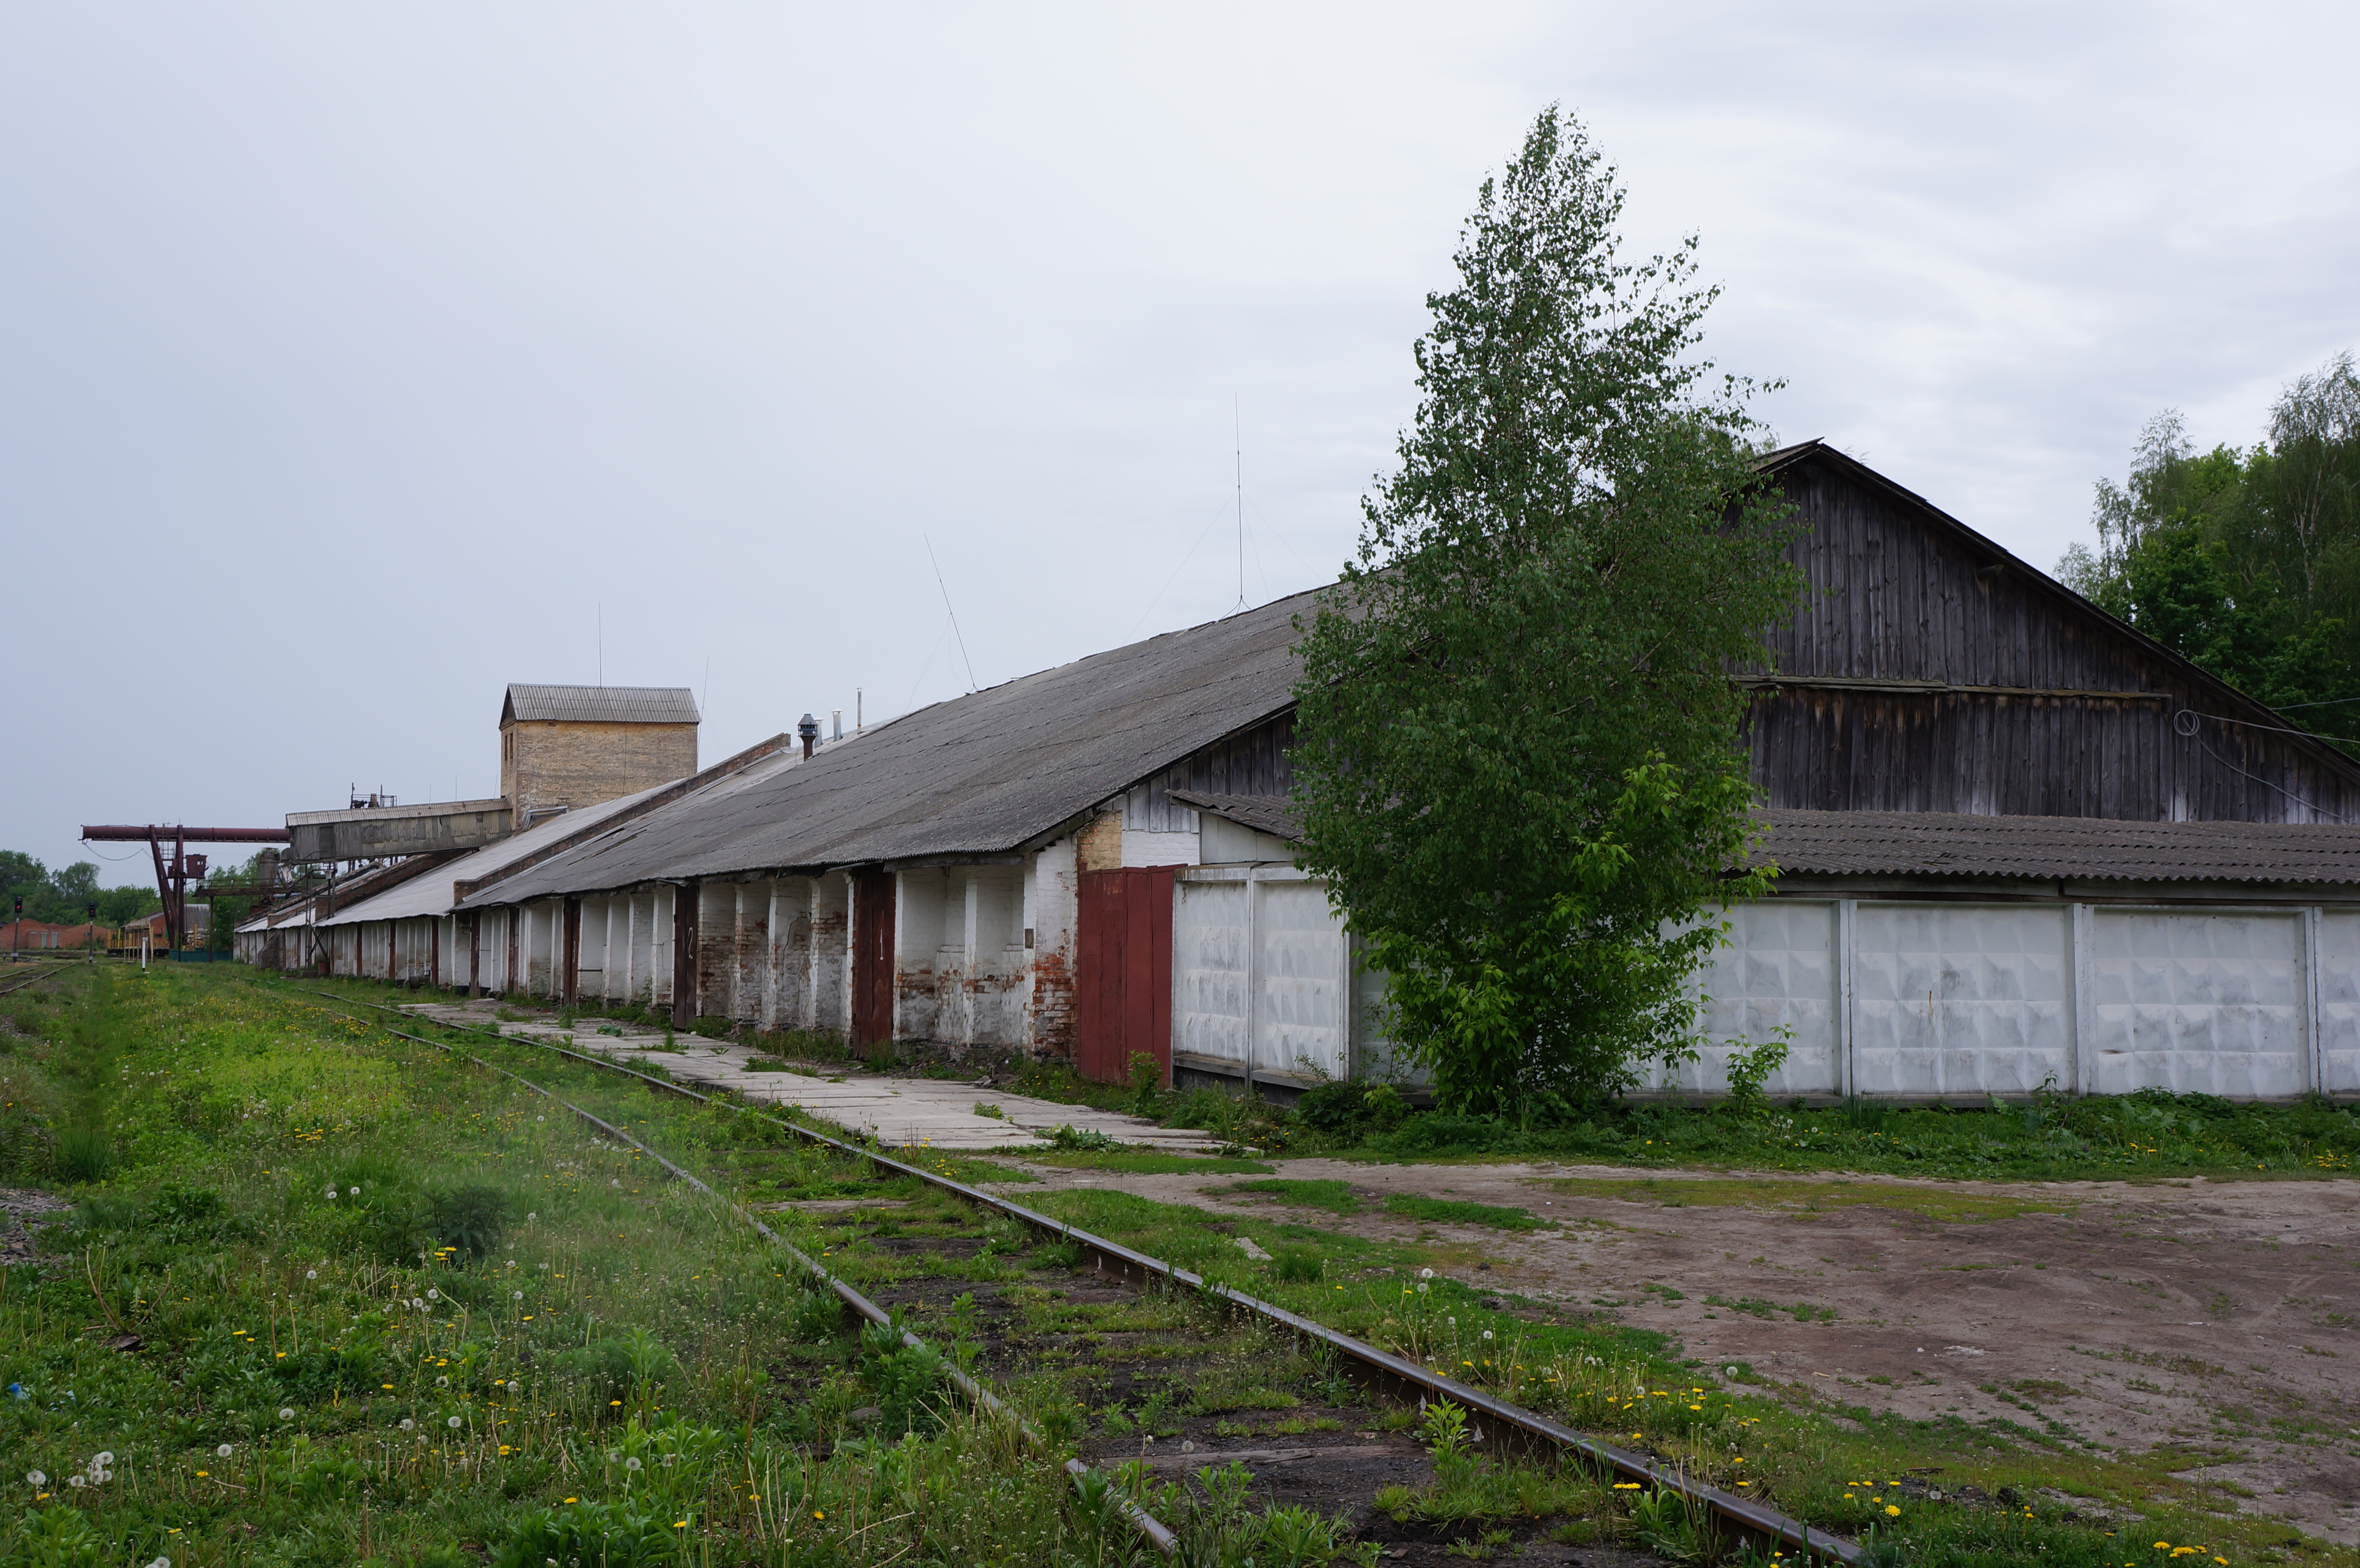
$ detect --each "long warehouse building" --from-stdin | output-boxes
[246,443,2360,1101]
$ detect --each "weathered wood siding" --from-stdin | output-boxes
[1747,452,2360,823]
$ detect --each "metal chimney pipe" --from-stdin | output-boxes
[831,709,842,741]
[797,712,820,760]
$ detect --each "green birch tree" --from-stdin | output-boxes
[1289,109,1802,1117]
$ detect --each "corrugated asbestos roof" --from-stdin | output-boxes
[463,591,1317,908]
[1756,809,2360,884]
[307,784,676,926]
[1168,790,1303,842]
[503,685,700,725]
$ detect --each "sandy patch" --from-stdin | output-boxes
[992,1156,2360,1545]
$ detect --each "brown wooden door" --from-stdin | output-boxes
[671,884,700,1027]
[851,870,896,1047]
[561,898,581,1004]
[1075,866,1175,1086]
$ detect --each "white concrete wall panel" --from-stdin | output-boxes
[2087,910,2305,1098]
[1174,878,1250,1067]
[1257,879,1349,1080]
[1658,901,1841,1096]
[1851,904,2074,1097]
[2318,910,2360,1094]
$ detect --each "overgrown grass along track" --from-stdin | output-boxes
[294,982,1863,1567]
[0,960,78,998]
[335,997,1184,1557]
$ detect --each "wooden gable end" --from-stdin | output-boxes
[1746,445,2360,823]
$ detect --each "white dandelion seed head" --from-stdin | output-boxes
[215,1444,233,1458]
[1482,1330,1495,1341]
[25,1470,44,1487]
[324,1187,337,1200]
[1726,1365,1739,1377]
[508,1380,522,1394]
[626,1456,642,1471]
[610,1178,620,1187]
[427,1288,440,1300]
[436,1376,449,1387]
[150,1557,170,1568]
[279,1407,295,1421]
[537,1262,548,1269]
[92,1452,113,1467]
[1415,1282,1428,1294]
[399,1418,415,1432]
[348,1186,359,1196]
[661,1453,677,1466]
[514,1291,524,1300]
[306,1270,318,1280]
[528,1213,538,1222]
[1419,1268,1434,1279]
[67,1475,86,1488]
[448,1416,463,1430]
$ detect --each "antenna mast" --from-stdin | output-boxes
[1233,397,1245,613]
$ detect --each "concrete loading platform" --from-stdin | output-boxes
[402,999,1217,1153]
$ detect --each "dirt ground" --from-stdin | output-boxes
[995,1157,2360,1546]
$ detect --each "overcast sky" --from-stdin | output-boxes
[6,3,2357,884]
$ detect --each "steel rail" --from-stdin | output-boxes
[0,962,79,997]
[322,1001,1179,1556]
[296,985,1856,1564]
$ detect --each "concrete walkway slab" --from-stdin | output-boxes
[402,1000,1216,1153]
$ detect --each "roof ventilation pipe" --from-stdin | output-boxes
[798,713,820,760]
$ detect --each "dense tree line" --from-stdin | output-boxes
[0,852,161,927]
[2059,352,2360,747]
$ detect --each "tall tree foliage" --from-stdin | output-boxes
[0,852,160,928]
[2059,353,2360,746]
[1289,110,1802,1117]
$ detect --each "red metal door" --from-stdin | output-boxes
[851,870,897,1048]
[1075,866,1174,1086]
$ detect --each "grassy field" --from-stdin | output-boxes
[2,964,2351,1568]
[0,965,1395,1568]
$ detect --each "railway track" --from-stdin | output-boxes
[291,982,1861,1565]
[0,960,78,997]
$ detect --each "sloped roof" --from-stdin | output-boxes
[463,591,1316,906]
[312,784,676,927]
[502,685,700,725]
[1168,790,1303,842]
[1755,808,2360,885]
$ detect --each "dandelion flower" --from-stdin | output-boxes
[67,1476,86,1489]
[25,1470,44,1487]
[1482,1330,1494,1341]
[514,1291,525,1300]
[150,1558,170,1568]
[1885,1505,1900,1517]
[437,1376,450,1387]
[280,1407,295,1421]
[215,1444,233,1458]
[627,1457,642,1471]
[93,1453,112,1467]
[448,1416,463,1430]
[348,1186,360,1196]
[509,1380,522,1394]
[399,1419,416,1432]
[325,1187,338,1200]
[306,1269,318,1280]
[427,1288,441,1301]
